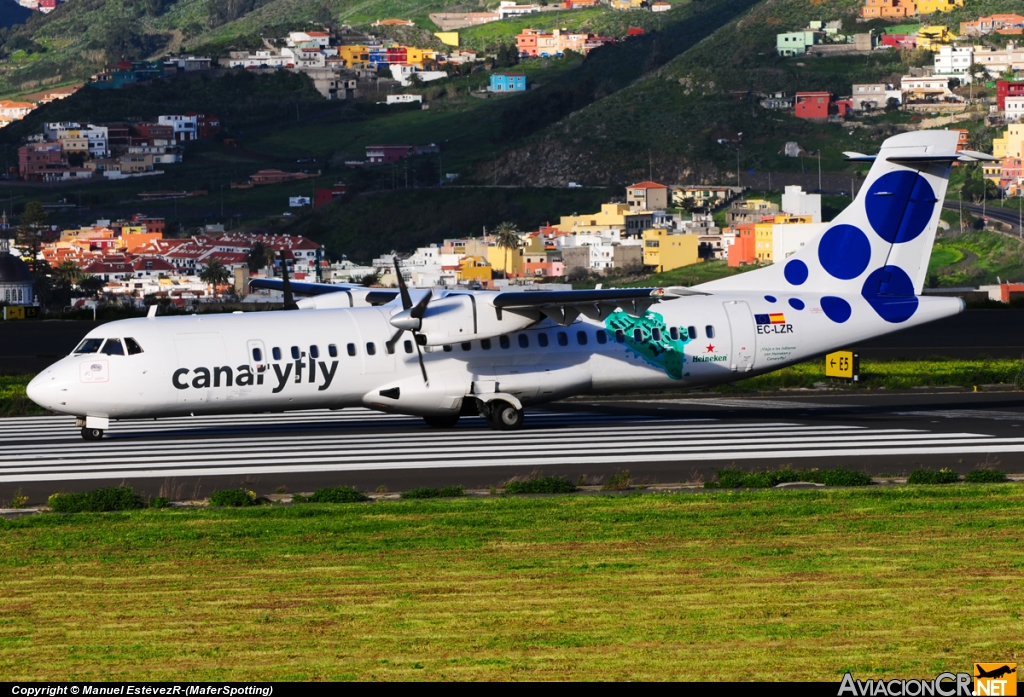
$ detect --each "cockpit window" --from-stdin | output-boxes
[125,338,143,355]
[74,338,104,354]
[101,339,125,356]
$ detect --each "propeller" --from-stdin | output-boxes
[386,258,430,384]
[279,250,298,310]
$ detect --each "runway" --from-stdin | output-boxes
[2,391,1024,500]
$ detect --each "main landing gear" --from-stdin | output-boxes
[81,427,104,441]
[486,400,524,431]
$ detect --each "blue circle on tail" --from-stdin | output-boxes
[820,296,852,323]
[818,224,872,280]
[861,265,918,323]
[784,259,808,286]
[865,171,936,244]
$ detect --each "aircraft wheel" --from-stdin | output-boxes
[488,401,524,431]
[81,427,104,441]
[423,413,460,429]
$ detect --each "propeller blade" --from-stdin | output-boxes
[413,335,428,385]
[394,258,413,310]
[279,251,297,310]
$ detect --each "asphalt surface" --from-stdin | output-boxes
[4,308,1024,376]
[3,390,1024,502]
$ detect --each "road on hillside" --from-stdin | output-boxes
[944,200,1024,236]
[3,392,1024,501]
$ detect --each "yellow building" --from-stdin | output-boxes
[917,0,963,14]
[642,229,700,273]
[917,25,957,51]
[457,256,491,282]
[434,32,459,47]
[555,203,650,235]
[994,124,1024,160]
[983,161,1003,185]
[755,222,774,263]
[337,45,370,68]
[405,47,437,67]
[486,234,543,276]
[773,214,814,225]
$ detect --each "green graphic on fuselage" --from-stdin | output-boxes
[605,310,692,380]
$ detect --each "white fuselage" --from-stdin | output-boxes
[26,291,963,425]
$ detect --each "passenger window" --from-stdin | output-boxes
[651,328,662,342]
[404,340,413,354]
[74,338,104,354]
[101,339,124,356]
[596,331,607,345]
[615,329,625,343]
[688,326,698,340]
[500,335,510,349]
[518,334,529,348]
[347,343,356,356]
[670,327,679,341]
[461,342,471,351]
[443,344,453,352]
[633,328,643,342]
[310,345,319,359]
[557,331,568,347]
[125,338,144,355]
[366,342,376,356]
[706,325,716,339]
[328,344,338,358]
[538,333,549,347]
[481,338,492,350]
[577,330,588,345]
[291,346,300,360]
[252,347,263,362]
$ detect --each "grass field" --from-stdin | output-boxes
[1,487,1022,680]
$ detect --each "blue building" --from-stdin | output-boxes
[490,73,527,92]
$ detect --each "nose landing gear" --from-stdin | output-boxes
[81,427,104,441]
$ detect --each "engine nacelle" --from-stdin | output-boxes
[413,293,538,346]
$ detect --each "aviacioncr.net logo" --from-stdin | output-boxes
[838,672,973,696]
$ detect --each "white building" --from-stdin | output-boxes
[972,43,1024,76]
[497,2,539,19]
[287,31,331,49]
[901,76,957,101]
[850,83,902,111]
[1007,96,1024,123]
[781,185,821,223]
[389,64,447,86]
[157,115,199,142]
[385,94,423,104]
[934,46,974,83]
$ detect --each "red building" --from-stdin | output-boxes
[18,143,64,180]
[186,112,222,139]
[132,214,166,234]
[133,123,174,145]
[881,34,916,49]
[996,80,1024,110]
[314,184,349,208]
[794,91,833,120]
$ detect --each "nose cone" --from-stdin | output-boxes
[26,369,65,411]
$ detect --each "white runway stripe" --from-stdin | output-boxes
[663,398,855,410]
[0,408,1019,484]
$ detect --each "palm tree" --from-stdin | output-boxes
[56,260,84,287]
[200,259,231,288]
[493,221,523,278]
[263,245,276,277]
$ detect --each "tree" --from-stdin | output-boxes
[200,259,231,287]
[56,260,84,287]
[884,96,900,113]
[78,276,105,297]
[247,241,267,273]
[17,201,48,271]
[493,221,523,278]
[356,271,381,286]
[263,244,276,276]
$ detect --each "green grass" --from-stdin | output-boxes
[0,375,47,418]
[928,231,1024,287]
[1,487,1022,680]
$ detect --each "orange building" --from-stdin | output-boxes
[861,0,917,19]
[727,224,757,267]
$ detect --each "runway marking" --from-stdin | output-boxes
[895,409,1024,421]
[0,408,1019,484]
[663,398,856,410]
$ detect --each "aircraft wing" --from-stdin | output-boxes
[249,278,399,305]
[492,287,688,325]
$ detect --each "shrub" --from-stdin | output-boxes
[149,496,171,509]
[705,467,873,488]
[209,488,258,507]
[602,470,631,491]
[8,489,28,509]
[297,486,369,504]
[504,476,577,495]
[964,468,1008,483]
[907,468,960,485]
[400,486,466,499]
[48,486,146,513]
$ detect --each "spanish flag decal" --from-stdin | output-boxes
[755,313,787,325]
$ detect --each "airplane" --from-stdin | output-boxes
[27,131,994,440]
